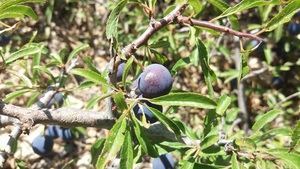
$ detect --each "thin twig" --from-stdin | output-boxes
[0,22,19,35]
[232,48,250,134]
[122,4,188,56]
[176,16,264,42]
[241,67,268,82]
[276,91,300,108]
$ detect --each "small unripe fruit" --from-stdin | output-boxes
[31,135,53,156]
[138,64,173,98]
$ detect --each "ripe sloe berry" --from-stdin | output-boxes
[0,34,10,46]
[134,101,162,123]
[116,62,125,82]
[272,77,284,89]
[287,23,300,35]
[31,135,53,156]
[138,64,173,98]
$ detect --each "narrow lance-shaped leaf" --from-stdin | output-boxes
[122,56,134,88]
[201,134,219,150]
[196,38,216,96]
[96,116,127,169]
[231,153,240,169]
[71,68,109,86]
[0,5,38,20]
[131,114,158,157]
[151,92,217,109]
[4,89,32,102]
[147,105,181,136]
[106,0,128,39]
[269,149,300,169]
[264,0,300,32]
[120,130,134,169]
[252,109,282,132]
[216,0,279,20]
[206,0,240,29]
[0,0,45,12]
[67,43,89,63]
[291,121,300,150]
[216,95,231,116]
[6,46,42,64]
[113,92,128,112]
[91,139,105,165]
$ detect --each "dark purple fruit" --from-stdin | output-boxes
[0,35,10,46]
[287,23,300,35]
[31,135,53,156]
[138,64,173,98]
[272,77,284,89]
[134,101,162,123]
[116,62,125,82]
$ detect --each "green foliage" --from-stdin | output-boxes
[1,0,300,168]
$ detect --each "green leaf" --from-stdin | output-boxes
[122,56,134,87]
[149,40,170,49]
[269,149,300,169]
[235,138,256,150]
[147,106,181,136]
[96,116,127,169]
[291,121,300,150]
[216,95,231,116]
[216,0,279,19]
[0,0,45,12]
[0,5,38,20]
[206,0,240,29]
[8,70,33,88]
[252,109,282,132]
[112,92,128,112]
[4,89,32,102]
[264,0,300,32]
[106,0,128,39]
[195,38,216,96]
[206,0,229,11]
[67,44,89,63]
[120,131,133,169]
[91,138,105,165]
[151,92,217,109]
[71,68,109,86]
[201,134,218,150]
[189,0,203,14]
[240,50,250,79]
[6,46,42,64]
[231,153,240,169]
[181,160,195,169]
[131,115,158,157]
[171,57,191,73]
